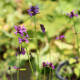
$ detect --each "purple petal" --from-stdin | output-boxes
[47,61,50,65]
[56,37,59,40]
[67,13,70,16]
[21,33,24,37]
[13,66,18,69]
[26,34,29,38]
[25,39,29,43]
[72,9,74,12]
[70,14,72,18]
[15,26,17,30]
[52,65,55,69]
[74,13,78,17]
[30,13,32,16]
[14,31,17,35]
[61,35,65,39]
[42,29,45,33]
[15,53,18,56]
[18,38,22,43]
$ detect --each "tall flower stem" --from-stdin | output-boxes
[34,16,40,78]
[26,48,36,80]
[10,70,13,80]
[47,34,51,80]
[72,18,80,78]
[17,45,21,80]
[72,18,79,55]
[49,68,51,80]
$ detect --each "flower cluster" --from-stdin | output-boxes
[15,46,26,56]
[28,5,39,16]
[40,24,45,33]
[42,62,55,70]
[56,35,65,40]
[14,25,29,44]
[67,9,78,18]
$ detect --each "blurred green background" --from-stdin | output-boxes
[0,0,80,80]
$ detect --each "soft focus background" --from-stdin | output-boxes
[0,0,80,80]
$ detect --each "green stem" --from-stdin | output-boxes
[44,68,45,80]
[10,70,13,80]
[26,48,36,80]
[34,16,40,78]
[17,45,21,80]
[72,18,80,79]
[72,18,79,55]
[17,71,19,80]
[49,68,51,80]
[47,34,51,80]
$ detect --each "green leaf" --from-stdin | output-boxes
[69,58,77,64]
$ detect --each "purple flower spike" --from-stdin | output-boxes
[28,5,39,17]
[15,46,26,56]
[67,9,78,18]
[42,62,47,67]
[56,35,65,40]
[40,24,45,33]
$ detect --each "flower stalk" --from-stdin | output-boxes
[72,18,79,55]
[34,16,40,74]
[26,48,36,80]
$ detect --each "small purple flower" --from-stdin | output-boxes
[14,25,27,37]
[21,25,27,33]
[40,24,45,33]
[49,63,55,69]
[42,62,47,67]
[13,66,20,70]
[42,61,55,70]
[56,35,65,40]
[13,66,26,71]
[18,37,29,44]
[28,5,39,16]
[15,46,26,56]
[67,9,78,18]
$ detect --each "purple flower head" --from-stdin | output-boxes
[42,62,47,67]
[14,25,27,37]
[28,5,39,16]
[15,46,26,56]
[56,35,65,40]
[40,24,45,33]
[67,9,78,18]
